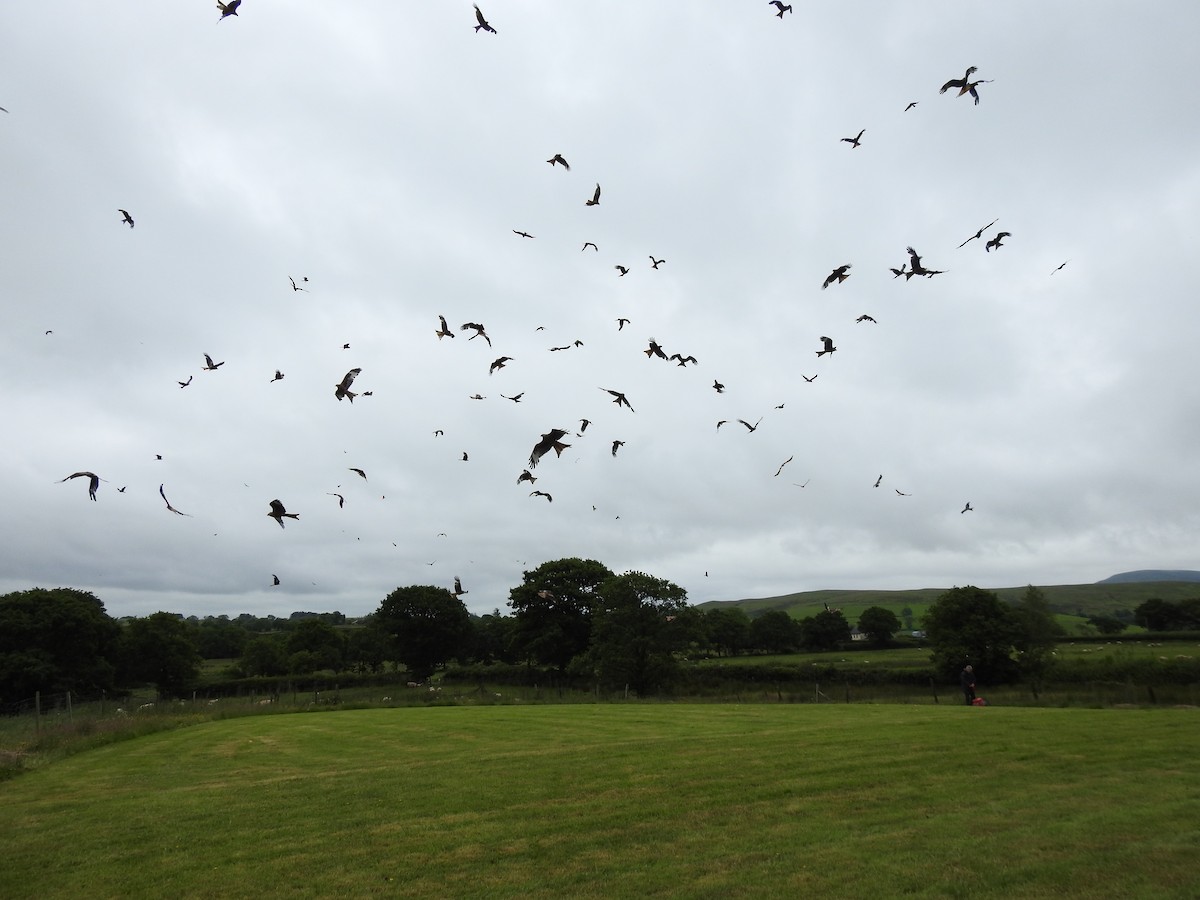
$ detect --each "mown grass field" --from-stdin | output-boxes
[1,704,1197,898]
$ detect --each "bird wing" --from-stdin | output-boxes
[269,499,286,515]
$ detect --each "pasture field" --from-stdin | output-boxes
[1,705,1197,898]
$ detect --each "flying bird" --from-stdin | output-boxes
[822,265,851,289]
[272,574,280,586]
[738,418,762,433]
[601,388,635,411]
[469,394,485,400]
[270,370,284,382]
[117,486,126,493]
[288,276,308,292]
[874,475,883,488]
[939,66,979,96]
[118,209,134,228]
[328,492,345,508]
[774,456,794,477]
[649,256,665,269]
[501,392,524,402]
[586,183,601,206]
[178,376,193,388]
[713,380,725,393]
[547,153,569,169]
[856,314,877,324]
[769,1,792,16]
[349,468,367,481]
[802,374,817,383]
[489,356,512,374]
[614,265,629,276]
[461,322,491,345]
[611,440,625,457]
[644,339,667,360]
[159,484,191,516]
[334,368,361,402]
[582,242,598,252]
[904,101,918,111]
[217,0,241,20]
[961,502,974,514]
[889,264,911,280]
[841,129,865,149]
[579,418,591,433]
[895,489,910,496]
[435,316,455,340]
[816,336,837,357]
[985,232,1011,252]
[958,219,998,248]
[529,428,571,468]
[1051,260,1069,275]
[716,420,728,431]
[669,354,698,367]
[202,353,224,371]
[267,499,298,528]
[462,452,469,462]
[962,78,993,105]
[517,470,537,485]
[529,490,553,502]
[472,5,496,33]
[58,471,101,501]
[513,230,535,239]
[453,576,468,596]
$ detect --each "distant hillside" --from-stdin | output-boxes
[698,581,1200,621]
[1097,570,1200,584]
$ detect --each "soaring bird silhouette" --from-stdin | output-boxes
[961,502,974,514]
[874,474,883,488]
[579,418,591,433]
[816,336,837,357]
[649,256,665,269]
[434,315,455,340]
[985,232,1011,252]
[616,317,630,330]
[774,456,794,477]
[473,5,496,33]
[940,66,978,96]
[529,428,571,468]
[841,129,865,149]
[738,418,763,433]
[202,353,224,371]
[822,264,851,289]
[856,314,877,324]
[582,242,598,251]
[334,368,361,402]
[267,499,298,528]
[501,392,524,402]
[270,370,284,383]
[159,484,191,516]
[895,489,911,496]
[178,375,193,388]
[288,275,308,292]
[586,183,601,206]
[348,467,367,481]
[769,1,793,16]
[889,263,913,280]
[611,440,625,457]
[118,209,134,228]
[1051,260,1069,275]
[489,356,512,374]
[453,576,468,596]
[644,339,668,360]
[272,574,280,586]
[530,490,553,502]
[58,471,101,500]
[614,265,629,276]
[217,0,241,20]
[904,101,918,111]
[801,374,817,383]
[517,469,537,485]
[906,247,944,278]
[670,354,698,367]
[958,219,998,248]
[461,322,491,346]
[547,153,569,169]
[328,492,345,508]
[601,388,635,411]
[513,230,535,239]
[713,380,725,393]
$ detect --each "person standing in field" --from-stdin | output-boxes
[961,665,976,705]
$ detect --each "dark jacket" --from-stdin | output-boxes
[960,668,976,689]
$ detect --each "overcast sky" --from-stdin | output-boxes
[3,3,1198,620]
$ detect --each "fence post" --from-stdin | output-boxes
[34,691,41,736]
[67,691,73,722]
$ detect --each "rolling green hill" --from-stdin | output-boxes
[698,580,1200,622]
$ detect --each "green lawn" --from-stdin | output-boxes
[2,705,1197,898]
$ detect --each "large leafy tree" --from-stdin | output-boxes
[118,612,202,697]
[923,586,1022,683]
[799,609,851,651]
[857,606,901,647]
[586,571,690,695]
[0,587,121,701]
[375,585,472,681]
[748,609,803,654]
[1010,585,1065,694]
[702,607,751,657]
[240,635,288,677]
[285,619,346,673]
[508,558,613,673]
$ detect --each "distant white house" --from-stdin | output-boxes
[911,630,926,639]
[849,627,867,642]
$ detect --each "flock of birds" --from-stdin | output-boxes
[35,3,1081,605]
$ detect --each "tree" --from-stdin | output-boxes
[118,612,202,697]
[585,571,690,695]
[345,620,392,674]
[375,585,472,681]
[922,586,1022,683]
[508,558,613,673]
[1087,615,1128,635]
[857,607,901,647]
[285,619,346,673]
[703,607,751,656]
[240,635,288,677]
[1133,598,1184,631]
[798,609,851,651]
[0,587,120,701]
[900,606,915,631]
[1010,585,1065,695]
[470,609,518,665]
[748,610,803,654]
